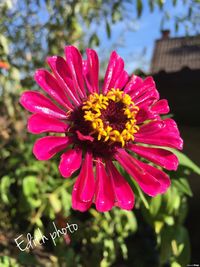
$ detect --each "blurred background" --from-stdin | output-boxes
[0,0,200,266]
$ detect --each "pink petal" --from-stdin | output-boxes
[127,76,157,100]
[125,76,159,112]
[59,148,82,178]
[34,69,73,110]
[72,152,95,212]
[102,51,125,94]
[136,107,158,124]
[20,91,67,119]
[114,149,170,196]
[127,144,179,170]
[112,70,129,90]
[65,46,86,99]
[79,152,95,202]
[95,160,115,212]
[33,136,72,160]
[47,56,81,105]
[135,119,183,150]
[72,175,92,211]
[135,99,169,124]
[76,130,94,142]
[151,99,169,114]
[83,49,99,93]
[134,158,171,194]
[136,120,165,135]
[131,77,159,106]
[82,60,92,93]
[124,74,143,94]
[135,99,156,111]
[28,114,68,134]
[106,161,134,210]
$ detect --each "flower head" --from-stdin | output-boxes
[20,46,183,212]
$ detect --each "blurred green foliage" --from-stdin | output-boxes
[1,0,200,266]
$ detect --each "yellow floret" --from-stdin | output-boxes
[82,88,139,147]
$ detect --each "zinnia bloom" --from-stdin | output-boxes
[20,46,183,212]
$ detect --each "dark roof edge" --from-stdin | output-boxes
[150,67,200,76]
[155,34,200,42]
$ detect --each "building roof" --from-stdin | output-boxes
[151,34,200,74]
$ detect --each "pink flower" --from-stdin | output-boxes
[20,46,183,212]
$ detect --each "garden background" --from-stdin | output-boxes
[0,0,200,266]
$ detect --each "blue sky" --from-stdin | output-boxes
[95,0,190,74]
[30,0,191,74]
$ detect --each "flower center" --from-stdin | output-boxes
[82,89,139,147]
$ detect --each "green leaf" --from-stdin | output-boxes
[132,180,150,209]
[175,21,179,32]
[173,150,200,175]
[157,0,165,9]
[106,20,111,38]
[149,194,162,216]
[148,0,154,12]
[60,188,71,212]
[0,175,14,204]
[171,262,181,267]
[160,226,172,263]
[137,0,143,17]
[154,221,164,234]
[175,226,190,266]
[89,33,100,47]
[22,176,38,197]
[22,176,41,208]
[177,198,188,225]
[0,34,9,54]
[0,255,19,267]
[160,226,190,265]
[112,9,122,23]
[188,6,192,18]
[163,187,179,214]
[172,178,193,197]
[10,67,20,81]
[49,193,62,213]
[164,216,174,225]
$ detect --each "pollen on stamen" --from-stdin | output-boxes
[82,88,139,147]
